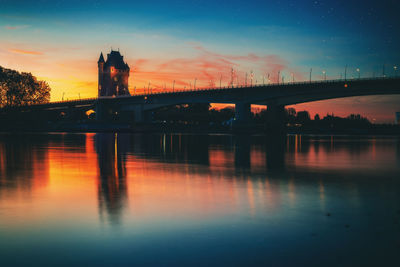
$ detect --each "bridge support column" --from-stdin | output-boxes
[133,105,152,123]
[95,101,108,122]
[65,106,83,121]
[234,102,252,127]
[265,104,286,135]
[134,105,143,123]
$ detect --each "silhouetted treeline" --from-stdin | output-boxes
[151,104,400,134]
[0,66,51,107]
[154,103,212,125]
[153,104,373,126]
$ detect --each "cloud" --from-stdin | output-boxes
[8,49,43,55]
[129,44,304,91]
[4,25,29,30]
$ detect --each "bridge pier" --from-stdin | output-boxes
[95,100,109,121]
[234,102,252,127]
[265,104,286,135]
[133,105,152,123]
[133,105,144,123]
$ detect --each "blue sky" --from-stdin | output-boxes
[0,0,399,121]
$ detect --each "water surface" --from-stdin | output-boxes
[0,133,399,266]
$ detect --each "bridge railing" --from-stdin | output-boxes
[13,76,400,107]
[124,76,398,96]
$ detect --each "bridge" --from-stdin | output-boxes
[1,77,400,131]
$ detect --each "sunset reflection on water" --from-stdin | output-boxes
[0,133,399,266]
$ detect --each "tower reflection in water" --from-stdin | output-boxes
[89,133,399,227]
[90,132,289,222]
[95,133,128,225]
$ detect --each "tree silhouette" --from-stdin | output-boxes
[0,66,50,107]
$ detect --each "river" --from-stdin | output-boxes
[0,133,399,266]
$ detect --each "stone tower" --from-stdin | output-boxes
[98,50,130,97]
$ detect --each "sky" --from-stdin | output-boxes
[0,0,399,122]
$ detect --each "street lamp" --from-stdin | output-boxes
[322,70,326,81]
[356,68,360,79]
[278,71,280,84]
[231,68,235,88]
[383,64,386,78]
[291,73,294,83]
[394,66,398,77]
[309,68,312,82]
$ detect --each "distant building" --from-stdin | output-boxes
[98,50,130,97]
[395,112,400,125]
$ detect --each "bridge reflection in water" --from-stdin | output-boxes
[0,133,399,226]
[90,132,289,225]
[86,132,400,225]
[1,133,400,266]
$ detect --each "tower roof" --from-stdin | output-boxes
[104,50,129,70]
[98,52,105,63]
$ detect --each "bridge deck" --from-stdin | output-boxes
[1,77,400,112]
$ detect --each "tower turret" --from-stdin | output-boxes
[98,52,105,96]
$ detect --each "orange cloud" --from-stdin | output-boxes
[128,45,304,93]
[4,25,29,30]
[9,49,43,55]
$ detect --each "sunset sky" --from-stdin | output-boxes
[0,0,399,122]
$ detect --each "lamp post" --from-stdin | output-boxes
[194,78,197,90]
[62,92,65,101]
[322,70,326,81]
[356,68,360,79]
[383,64,386,77]
[172,80,175,92]
[394,66,398,77]
[278,70,280,84]
[309,68,312,82]
[344,65,347,81]
[291,73,294,83]
[231,68,234,88]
